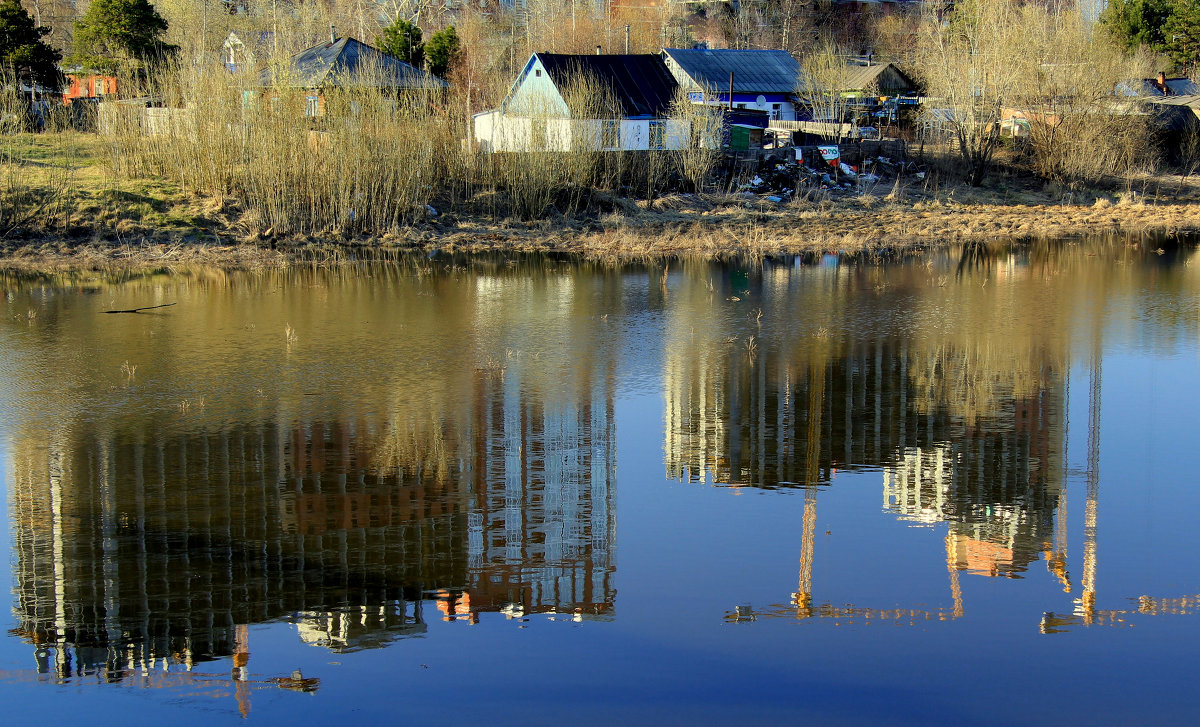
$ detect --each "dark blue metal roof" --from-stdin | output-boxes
[533,53,678,117]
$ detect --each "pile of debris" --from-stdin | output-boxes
[733,149,927,204]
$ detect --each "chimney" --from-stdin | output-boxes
[625,25,630,54]
[329,24,337,43]
[596,45,601,55]
[729,71,734,110]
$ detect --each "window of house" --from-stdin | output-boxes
[648,120,665,150]
[535,69,542,77]
[305,95,320,116]
[601,119,619,149]
[771,103,781,120]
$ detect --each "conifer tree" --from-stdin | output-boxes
[0,0,60,88]
[72,0,175,72]
[376,17,423,69]
[425,26,460,79]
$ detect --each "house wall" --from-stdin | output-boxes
[872,66,917,98]
[474,112,689,152]
[64,75,119,105]
[685,92,796,121]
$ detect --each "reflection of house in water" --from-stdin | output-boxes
[463,367,617,619]
[9,422,454,677]
[8,363,616,679]
[665,321,1068,617]
[883,381,1065,579]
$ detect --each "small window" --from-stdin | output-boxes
[601,119,619,149]
[305,95,320,116]
[648,120,665,150]
[535,69,542,77]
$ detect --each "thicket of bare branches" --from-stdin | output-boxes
[796,39,855,144]
[916,0,1161,186]
[668,88,721,193]
[915,0,1023,187]
[1007,9,1157,182]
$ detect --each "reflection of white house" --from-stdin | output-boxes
[473,53,687,152]
[662,48,800,121]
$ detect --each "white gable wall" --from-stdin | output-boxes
[506,57,570,117]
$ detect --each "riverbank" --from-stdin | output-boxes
[3,132,1199,271]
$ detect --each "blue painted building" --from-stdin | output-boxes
[662,48,800,121]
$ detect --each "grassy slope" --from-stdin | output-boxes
[0,133,236,238]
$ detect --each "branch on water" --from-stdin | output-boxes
[101,303,177,314]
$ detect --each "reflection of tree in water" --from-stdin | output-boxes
[666,339,1063,511]
[955,240,996,280]
[9,421,460,676]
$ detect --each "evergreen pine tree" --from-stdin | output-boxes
[376,17,423,69]
[0,0,61,89]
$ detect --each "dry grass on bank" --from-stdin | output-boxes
[96,63,723,235]
[4,125,1200,271]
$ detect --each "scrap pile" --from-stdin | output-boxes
[733,146,927,203]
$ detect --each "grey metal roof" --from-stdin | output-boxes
[836,63,916,93]
[1144,99,1200,131]
[1145,93,1200,108]
[662,48,799,94]
[1137,95,1200,116]
[260,37,447,90]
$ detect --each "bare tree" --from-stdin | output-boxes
[668,87,721,193]
[915,0,1022,186]
[918,0,1157,186]
[797,39,853,144]
[1007,7,1155,182]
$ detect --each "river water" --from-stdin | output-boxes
[0,240,1197,725]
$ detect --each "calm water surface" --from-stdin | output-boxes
[0,241,1198,725]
